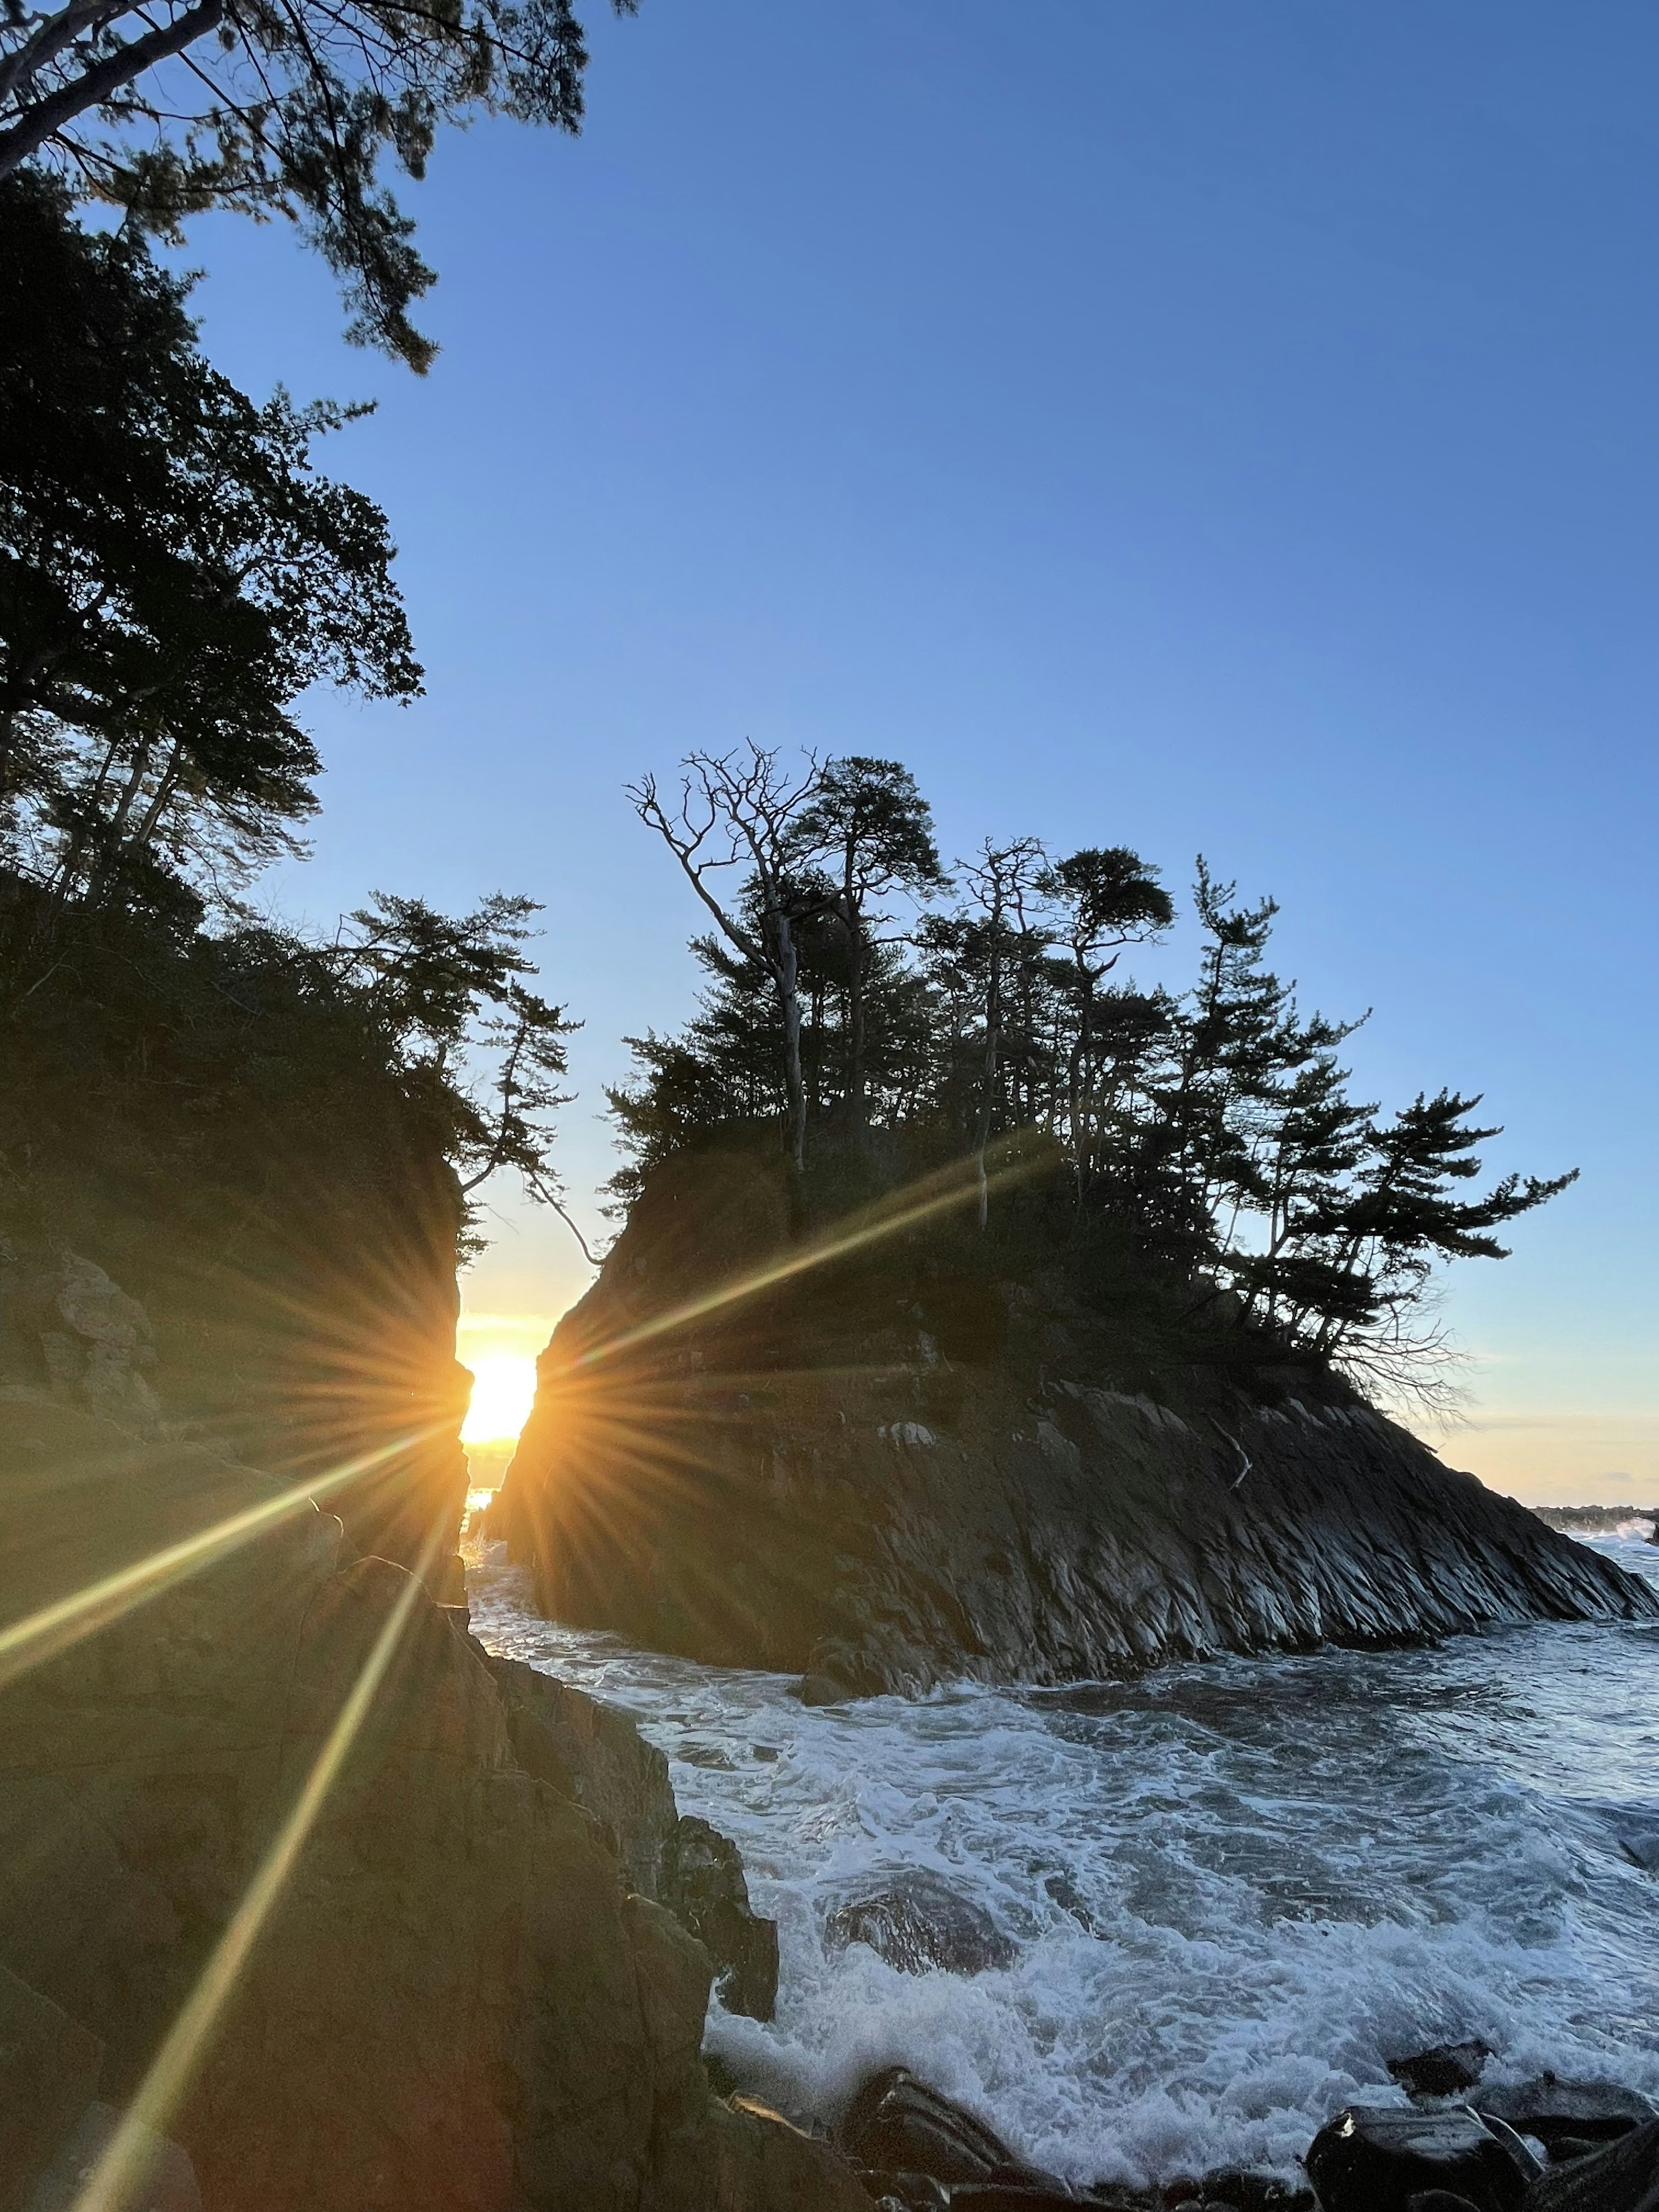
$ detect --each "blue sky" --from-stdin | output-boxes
[178,1,1657,1495]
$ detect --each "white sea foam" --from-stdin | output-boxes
[467,1532,1659,2189]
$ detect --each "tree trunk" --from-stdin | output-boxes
[765,907,808,1176]
[846,912,867,1135]
[975,925,1003,1232]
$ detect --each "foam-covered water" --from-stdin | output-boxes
[467,1529,1659,2189]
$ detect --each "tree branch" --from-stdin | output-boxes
[0,0,223,178]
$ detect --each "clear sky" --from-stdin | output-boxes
[175,0,1656,1501]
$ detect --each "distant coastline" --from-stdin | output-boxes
[1532,1503,1659,1533]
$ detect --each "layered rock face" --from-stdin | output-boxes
[494,1146,1658,1695]
[0,1391,864,2212]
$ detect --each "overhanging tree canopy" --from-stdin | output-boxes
[0,0,636,367]
[0,169,420,915]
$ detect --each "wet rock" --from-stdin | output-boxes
[662,1813,779,2020]
[1304,2106,1532,2212]
[800,1671,852,1706]
[1389,2042,1494,2098]
[1474,2077,1657,2155]
[1042,1869,1098,1933]
[840,2069,1062,2193]
[858,2176,951,2212]
[0,1965,103,2212]
[947,2188,1081,2209]
[1192,2169,1314,2212]
[677,1739,738,1768]
[1522,2119,1659,2212]
[824,1869,1016,1975]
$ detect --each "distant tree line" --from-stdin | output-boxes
[618,743,1574,1401]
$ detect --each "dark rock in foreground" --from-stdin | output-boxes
[493,1148,1659,1695]
[823,1868,1016,1976]
[662,1815,780,2019]
[1523,2120,1659,2212]
[1305,2107,1534,2212]
[0,1391,866,2212]
[840,2068,1068,2196]
[485,1653,780,2018]
[1474,2076,1658,2156]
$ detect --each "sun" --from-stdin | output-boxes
[461,1351,539,1443]
[456,1310,557,1450]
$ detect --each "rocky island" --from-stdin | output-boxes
[491,1139,1657,1699]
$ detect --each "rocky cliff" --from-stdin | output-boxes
[494,1144,1658,1695]
[0,1389,866,2212]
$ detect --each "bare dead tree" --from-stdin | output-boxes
[628,744,828,1175]
[959,836,1047,1230]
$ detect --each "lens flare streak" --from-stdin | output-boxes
[0,1430,434,1696]
[71,1526,445,2212]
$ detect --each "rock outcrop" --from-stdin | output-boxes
[0,1390,864,2212]
[485,1653,780,2018]
[493,1144,1659,1694]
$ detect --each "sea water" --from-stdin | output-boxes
[467,1527,1659,2189]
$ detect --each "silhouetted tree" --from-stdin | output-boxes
[622,747,1576,1401]
[0,172,419,923]
[790,755,946,1135]
[630,746,833,1175]
[0,0,638,367]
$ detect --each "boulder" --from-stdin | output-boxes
[1521,2119,1659,2212]
[839,2069,1062,2193]
[823,1869,1016,1975]
[947,2189,1080,2209]
[798,1672,852,1707]
[484,1649,678,1894]
[1189,2170,1314,2212]
[0,1242,160,1432]
[1389,2043,1494,2099]
[1474,2078,1657,2155]
[1304,2107,1532,2212]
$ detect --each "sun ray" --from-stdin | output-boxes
[0,1428,439,1697]
[70,1524,446,2212]
[570,1141,1042,1374]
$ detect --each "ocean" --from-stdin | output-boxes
[467,1524,1659,2190]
